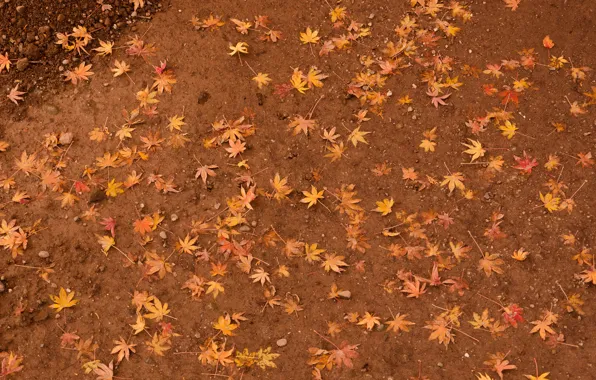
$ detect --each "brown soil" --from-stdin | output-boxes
[1,0,596,379]
[0,0,162,110]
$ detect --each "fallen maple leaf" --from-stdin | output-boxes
[484,352,517,380]
[229,42,249,56]
[300,27,320,44]
[301,186,325,208]
[49,287,79,313]
[373,198,394,216]
[542,35,554,49]
[111,338,136,363]
[385,313,415,333]
[0,52,10,73]
[100,217,116,237]
[426,88,452,108]
[321,253,348,273]
[63,62,94,85]
[357,312,381,330]
[329,341,359,369]
[213,314,238,336]
[504,0,521,11]
[7,84,25,105]
[513,152,538,174]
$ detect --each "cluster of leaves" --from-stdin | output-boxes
[3,0,596,378]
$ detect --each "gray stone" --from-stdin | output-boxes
[338,290,351,299]
[59,132,73,145]
[38,250,50,258]
[170,213,178,222]
[276,338,287,347]
[16,58,28,71]
[159,231,167,239]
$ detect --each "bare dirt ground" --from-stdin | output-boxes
[1,0,596,379]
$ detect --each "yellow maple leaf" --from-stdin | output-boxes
[306,67,328,88]
[441,172,465,193]
[301,186,325,208]
[374,198,394,216]
[206,281,225,299]
[300,27,320,44]
[136,86,159,108]
[130,314,146,335]
[96,234,115,253]
[105,179,124,197]
[290,68,308,93]
[462,139,485,162]
[419,139,436,152]
[321,253,348,273]
[348,127,370,147]
[213,315,238,336]
[512,248,529,261]
[252,73,272,88]
[143,297,170,321]
[498,120,517,139]
[229,42,249,56]
[539,192,560,212]
[49,287,79,312]
[357,312,381,330]
[111,60,130,77]
[167,115,186,131]
[385,313,415,333]
[93,40,114,56]
[176,234,199,254]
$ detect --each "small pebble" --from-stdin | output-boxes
[276,338,287,347]
[38,250,50,258]
[159,231,167,239]
[239,225,251,232]
[338,290,351,299]
[16,57,29,71]
[59,132,73,145]
[170,214,178,222]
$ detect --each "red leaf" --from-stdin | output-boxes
[100,217,116,237]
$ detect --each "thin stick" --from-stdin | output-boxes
[555,281,569,301]
[307,95,325,119]
[205,207,230,223]
[443,162,452,175]
[270,226,287,244]
[387,306,395,319]
[452,327,480,343]
[13,264,44,270]
[467,230,484,256]
[244,62,257,76]
[313,329,339,350]
[476,292,504,308]
[569,180,588,199]
[112,245,136,264]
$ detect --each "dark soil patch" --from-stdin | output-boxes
[0,0,163,112]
